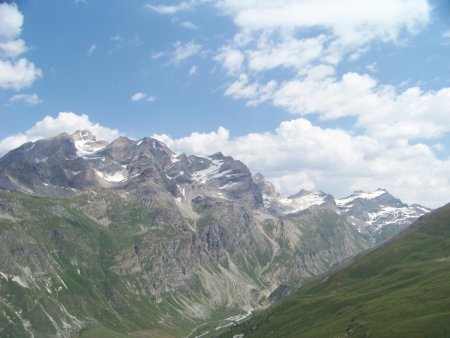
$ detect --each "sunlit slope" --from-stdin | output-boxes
[223,203,450,338]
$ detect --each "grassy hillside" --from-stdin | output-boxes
[222,203,450,338]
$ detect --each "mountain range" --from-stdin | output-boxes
[221,202,450,337]
[0,131,431,337]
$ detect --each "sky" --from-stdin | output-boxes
[0,0,449,207]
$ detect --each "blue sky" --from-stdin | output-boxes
[0,0,449,207]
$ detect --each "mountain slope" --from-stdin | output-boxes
[221,203,450,338]
[0,131,432,337]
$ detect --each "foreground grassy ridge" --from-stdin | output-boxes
[222,203,450,338]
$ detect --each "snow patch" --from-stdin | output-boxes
[192,158,225,184]
[366,206,423,229]
[171,154,180,164]
[95,169,127,183]
[35,157,48,163]
[336,189,386,207]
[73,132,107,157]
[280,193,326,214]
[220,181,238,190]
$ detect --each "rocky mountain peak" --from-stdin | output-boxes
[71,130,108,157]
[288,189,325,199]
[110,136,132,147]
[71,130,96,142]
[253,172,265,183]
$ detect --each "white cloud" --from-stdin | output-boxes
[154,126,230,156]
[131,92,157,102]
[213,1,441,146]
[87,44,96,56]
[170,41,202,63]
[145,1,194,14]
[247,35,328,72]
[153,119,450,207]
[215,47,245,75]
[181,21,198,30]
[0,58,42,90]
[189,64,198,75]
[443,30,450,38]
[0,3,42,90]
[0,39,27,58]
[144,0,200,15]
[9,93,41,105]
[216,0,430,45]
[153,41,203,64]
[0,112,121,155]
[270,72,450,142]
[214,0,431,70]
[221,68,450,144]
[0,3,23,40]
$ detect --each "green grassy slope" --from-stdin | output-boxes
[222,203,450,338]
[0,189,198,337]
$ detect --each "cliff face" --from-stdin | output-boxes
[0,131,429,337]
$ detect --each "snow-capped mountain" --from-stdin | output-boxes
[0,130,433,337]
[254,173,335,216]
[254,174,430,243]
[336,189,432,243]
[0,130,429,244]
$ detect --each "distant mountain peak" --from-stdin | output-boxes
[71,130,97,142]
[288,189,328,199]
[71,130,107,156]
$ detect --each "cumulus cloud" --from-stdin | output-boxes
[214,0,430,75]
[0,58,42,90]
[216,0,430,45]
[9,93,41,105]
[215,47,245,75]
[270,72,450,142]
[0,2,23,39]
[0,3,42,90]
[0,112,121,155]
[153,119,450,207]
[154,126,230,156]
[0,38,27,58]
[222,69,450,143]
[212,0,450,147]
[131,92,157,102]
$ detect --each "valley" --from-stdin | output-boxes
[220,203,450,337]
